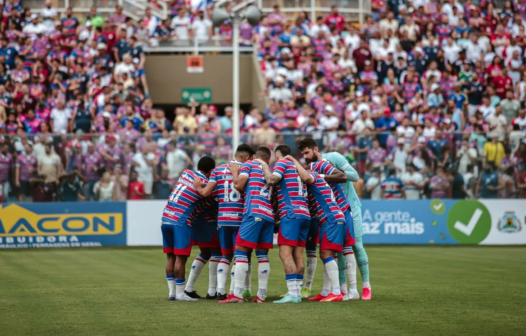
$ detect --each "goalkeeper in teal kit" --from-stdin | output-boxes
[298,138,371,300]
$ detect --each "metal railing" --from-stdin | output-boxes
[257,0,371,24]
[29,0,168,21]
[144,36,255,53]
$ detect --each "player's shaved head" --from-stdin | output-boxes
[256,146,271,163]
[197,156,216,176]
[235,144,255,162]
[275,145,291,159]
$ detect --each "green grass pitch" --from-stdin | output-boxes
[0,246,525,335]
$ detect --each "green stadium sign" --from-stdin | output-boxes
[181,88,212,103]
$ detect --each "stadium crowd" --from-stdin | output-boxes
[0,1,525,202]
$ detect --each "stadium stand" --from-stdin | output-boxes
[0,0,525,203]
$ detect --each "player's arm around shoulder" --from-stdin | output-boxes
[231,161,248,190]
[285,155,314,184]
[255,158,280,186]
[326,151,360,182]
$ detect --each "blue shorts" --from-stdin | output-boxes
[344,210,356,247]
[277,216,310,247]
[236,216,274,250]
[218,226,240,255]
[191,220,220,249]
[306,218,320,251]
[161,223,192,256]
[319,221,345,253]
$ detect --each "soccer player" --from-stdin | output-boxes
[299,137,372,300]
[161,156,216,301]
[256,145,311,303]
[184,201,222,300]
[287,155,346,302]
[219,146,275,303]
[194,144,255,300]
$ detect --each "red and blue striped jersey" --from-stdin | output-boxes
[310,160,350,213]
[16,154,37,181]
[307,171,345,225]
[161,170,208,226]
[209,161,245,227]
[380,177,404,199]
[239,160,274,222]
[272,159,310,220]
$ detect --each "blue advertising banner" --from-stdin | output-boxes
[0,202,127,249]
[360,200,458,244]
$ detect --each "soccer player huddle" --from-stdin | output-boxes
[161,138,371,303]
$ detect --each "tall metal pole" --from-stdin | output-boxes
[232,18,240,153]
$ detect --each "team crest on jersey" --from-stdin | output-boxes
[497,212,522,233]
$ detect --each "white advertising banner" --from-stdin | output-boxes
[126,200,165,246]
[480,200,525,245]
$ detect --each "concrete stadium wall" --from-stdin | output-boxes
[0,200,524,249]
[145,55,254,105]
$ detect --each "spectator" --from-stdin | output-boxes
[0,142,12,201]
[387,138,408,175]
[50,99,71,133]
[450,168,467,199]
[156,169,174,200]
[128,170,147,200]
[164,140,190,180]
[58,169,85,202]
[380,169,405,199]
[132,144,155,197]
[252,118,276,147]
[365,167,382,200]
[401,163,424,200]
[112,164,129,202]
[15,143,37,202]
[94,171,115,202]
[477,162,502,199]
[483,133,505,167]
[367,139,387,169]
[429,166,450,199]
[37,142,61,201]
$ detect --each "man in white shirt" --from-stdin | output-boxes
[23,14,46,39]
[191,10,212,41]
[478,96,495,119]
[465,33,482,63]
[309,16,330,38]
[50,99,71,133]
[443,36,462,64]
[165,141,191,180]
[269,77,293,102]
[171,7,192,40]
[388,138,408,175]
[400,164,424,200]
[365,168,383,200]
[133,144,155,195]
[41,0,58,32]
[114,54,135,78]
[351,110,375,134]
[486,105,508,141]
[396,117,415,148]
[379,11,399,34]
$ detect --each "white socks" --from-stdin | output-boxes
[233,251,249,297]
[185,254,207,292]
[166,275,175,297]
[256,251,270,298]
[244,263,252,292]
[345,251,358,292]
[286,274,297,297]
[323,257,341,295]
[208,255,220,296]
[305,249,317,290]
[230,263,236,293]
[217,257,231,295]
[321,268,331,296]
[175,278,185,296]
[363,281,371,289]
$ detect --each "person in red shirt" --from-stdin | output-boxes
[128,170,147,200]
[491,67,514,99]
[324,6,345,32]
